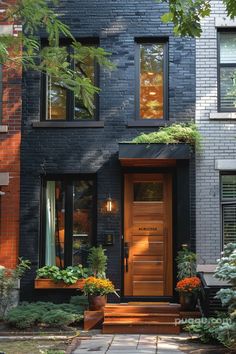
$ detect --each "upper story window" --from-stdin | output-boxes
[221,173,236,245]
[136,39,168,120]
[43,41,98,121]
[219,32,236,111]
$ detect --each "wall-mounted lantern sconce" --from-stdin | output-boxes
[101,194,118,214]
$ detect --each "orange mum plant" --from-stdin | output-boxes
[82,277,119,297]
[176,276,201,293]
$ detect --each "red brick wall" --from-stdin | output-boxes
[0,14,22,268]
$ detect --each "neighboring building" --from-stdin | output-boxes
[19,0,196,302]
[0,18,22,269]
[196,0,236,274]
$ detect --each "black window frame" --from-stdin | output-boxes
[41,38,100,122]
[40,174,97,268]
[220,172,236,248]
[135,37,168,121]
[218,29,236,112]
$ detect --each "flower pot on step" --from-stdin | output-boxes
[179,292,198,311]
[88,295,107,311]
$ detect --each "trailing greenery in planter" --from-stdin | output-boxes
[131,123,201,149]
[185,243,236,349]
[36,264,90,285]
[0,258,31,318]
[6,296,87,329]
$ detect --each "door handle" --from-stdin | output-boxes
[124,242,129,272]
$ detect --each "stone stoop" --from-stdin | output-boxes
[102,302,181,334]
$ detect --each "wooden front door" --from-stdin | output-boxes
[124,173,172,297]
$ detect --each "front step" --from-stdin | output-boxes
[103,302,180,334]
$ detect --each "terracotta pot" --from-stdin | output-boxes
[88,294,107,311]
[179,292,198,311]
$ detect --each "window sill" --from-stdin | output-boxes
[0,125,8,133]
[209,112,236,120]
[126,120,171,127]
[32,121,105,128]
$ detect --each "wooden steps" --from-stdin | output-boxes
[103,302,180,334]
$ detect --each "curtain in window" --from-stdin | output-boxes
[45,181,56,265]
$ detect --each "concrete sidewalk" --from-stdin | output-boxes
[72,333,231,354]
[71,334,184,354]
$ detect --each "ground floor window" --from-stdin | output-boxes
[221,173,236,245]
[41,176,96,267]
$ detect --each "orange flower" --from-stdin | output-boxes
[176,277,201,293]
[82,276,116,296]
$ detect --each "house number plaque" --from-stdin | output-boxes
[139,227,158,231]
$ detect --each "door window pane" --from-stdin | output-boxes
[140,43,164,119]
[45,181,65,267]
[134,182,163,201]
[73,180,94,265]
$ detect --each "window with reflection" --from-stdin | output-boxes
[43,176,95,267]
[45,43,97,121]
[138,41,166,119]
[221,174,236,245]
[219,32,236,111]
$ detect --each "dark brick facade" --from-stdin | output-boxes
[20,0,195,301]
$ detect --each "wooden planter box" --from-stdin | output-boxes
[34,278,85,289]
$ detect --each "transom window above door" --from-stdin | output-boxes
[41,176,96,268]
[42,41,99,121]
[136,39,168,120]
[219,32,236,111]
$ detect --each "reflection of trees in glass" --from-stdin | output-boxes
[140,44,164,119]
[48,77,67,120]
[75,56,95,120]
[134,182,163,202]
[141,44,163,73]
[73,180,93,235]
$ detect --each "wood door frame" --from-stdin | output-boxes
[123,172,173,298]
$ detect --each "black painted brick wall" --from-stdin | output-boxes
[20,0,195,301]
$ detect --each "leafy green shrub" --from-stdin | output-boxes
[6,300,85,329]
[0,258,31,318]
[36,264,90,284]
[185,243,236,349]
[131,123,201,149]
[184,317,230,344]
[176,244,197,280]
[87,246,107,278]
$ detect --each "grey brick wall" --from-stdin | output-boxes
[20,0,196,300]
[196,0,236,265]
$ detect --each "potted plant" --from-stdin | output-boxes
[176,276,201,310]
[82,276,118,311]
[35,265,89,289]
